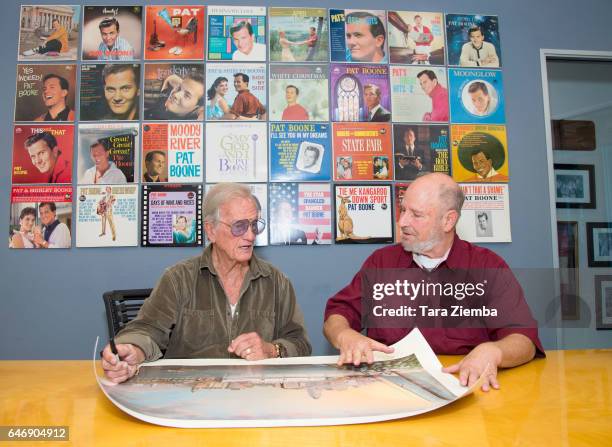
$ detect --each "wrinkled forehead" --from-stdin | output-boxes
[219,196,258,221]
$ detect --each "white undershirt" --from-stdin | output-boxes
[230,303,237,318]
[412,248,451,271]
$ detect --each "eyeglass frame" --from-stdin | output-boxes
[217,218,266,237]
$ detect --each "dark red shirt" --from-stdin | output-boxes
[324,236,545,356]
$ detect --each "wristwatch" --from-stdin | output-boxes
[273,343,287,358]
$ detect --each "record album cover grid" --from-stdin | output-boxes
[10,6,509,249]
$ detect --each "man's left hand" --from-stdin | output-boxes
[442,342,503,392]
[228,332,275,360]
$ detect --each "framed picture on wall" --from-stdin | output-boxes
[587,222,612,267]
[594,275,612,329]
[557,221,580,320]
[554,164,596,209]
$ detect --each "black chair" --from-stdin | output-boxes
[103,289,152,338]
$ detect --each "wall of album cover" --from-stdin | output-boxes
[1,0,612,359]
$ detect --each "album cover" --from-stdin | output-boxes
[445,14,501,67]
[393,124,450,181]
[451,124,509,183]
[334,184,393,244]
[144,5,205,60]
[82,6,142,60]
[387,11,445,65]
[9,185,73,249]
[269,122,331,182]
[141,183,203,247]
[76,184,139,247]
[14,64,76,122]
[207,6,266,61]
[448,68,505,124]
[390,66,448,123]
[332,123,393,181]
[269,7,328,62]
[78,123,138,184]
[12,124,74,184]
[329,9,388,63]
[142,122,203,183]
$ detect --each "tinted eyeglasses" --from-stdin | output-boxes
[219,218,266,237]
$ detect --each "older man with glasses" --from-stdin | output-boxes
[101,183,311,384]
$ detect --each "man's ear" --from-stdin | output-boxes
[443,210,460,233]
[204,220,216,243]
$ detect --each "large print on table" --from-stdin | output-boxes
[97,329,476,427]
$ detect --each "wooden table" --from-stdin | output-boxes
[1,350,611,446]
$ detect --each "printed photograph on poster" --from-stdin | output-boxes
[80,63,141,121]
[206,122,268,183]
[9,185,72,249]
[456,183,511,243]
[144,6,205,60]
[387,11,445,65]
[76,185,139,247]
[18,5,80,61]
[205,183,269,246]
[394,183,410,242]
[451,124,509,183]
[82,6,142,60]
[449,68,505,124]
[205,63,267,120]
[269,65,329,122]
[329,9,388,63]
[390,66,448,123]
[12,124,73,184]
[269,183,331,245]
[207,6,266,61]
[14,64,76,122]
[330,64,390,122]
[269,8,328,63]
[334,184,393,244]
[393,124,450,181]
[269,122,331,182]
[141,184,202,247]
[142,122,203,183]
[594,275,612,329]
[143,63,205,120]
[332,123,393,181]
[78,123,138,184]
[554,164,596,209]
[587,223,612,268]
[445,14,501,67]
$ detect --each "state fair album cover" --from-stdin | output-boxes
[76,185,139,247]
[329,64,390,123]
[12,124,74,184]
[141,183,203,247]
[207,6,266,61]
[144,5,205,60]
[77,123,138,185]
[332,123,393,181]
[334,184,393,244]
[269,122,331,182]
[269,64,329,122]
[390,66,449,123]
[9,185,73,249]
[205,122,268,183]
[387,11,445,66]
[269,183,332,245]
[18,5,80,61]
[393,124,450,181]
[269,7,328,63]
[82,6,142,61]
[14,64,76,122]
[142,122,203,183]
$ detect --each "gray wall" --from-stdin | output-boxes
[2,0,612,359]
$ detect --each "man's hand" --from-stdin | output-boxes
[228,332,275,360]
[101,343,145,384]
[160,74,182,92]
[335,328,394,366]
[442,342,502,392]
